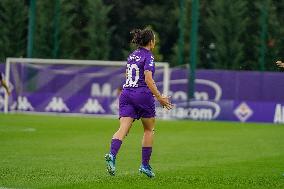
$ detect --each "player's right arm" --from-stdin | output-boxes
[0,73,10,95]
[0,78,10,96]
[276,60,284,68]
[144,70,173,110]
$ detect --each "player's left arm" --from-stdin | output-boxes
[276,60,284,68]
[144,55,173,110]
[144,70,173,110]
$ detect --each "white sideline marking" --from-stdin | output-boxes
[0,127,36,132]
[22,128,36,132]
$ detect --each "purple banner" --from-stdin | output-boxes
[1,63,284,124]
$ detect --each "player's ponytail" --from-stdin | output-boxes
[130,29,142,45]
[130,28,154,47]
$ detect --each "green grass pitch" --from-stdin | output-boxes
[0,114,284,189]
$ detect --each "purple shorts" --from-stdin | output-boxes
[119,87,156,120]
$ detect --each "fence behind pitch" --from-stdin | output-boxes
[1,60,284,124]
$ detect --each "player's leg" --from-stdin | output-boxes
[105,87,136,176]
[110,117,133,158]
[141,117,155,147]
[105,117,133,176]
[113,117,134,140]
[139,117,155,178]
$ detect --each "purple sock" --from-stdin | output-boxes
[142,147,152,166]
[110,139,122,157]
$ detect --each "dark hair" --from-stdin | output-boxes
[130,28,155,47]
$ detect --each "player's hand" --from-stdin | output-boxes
[276,60,284,68]
[157,95,173,110]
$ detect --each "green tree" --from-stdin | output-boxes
[244,0,283,71]
[103,0,178,63]
[34,0,59,58]
[0,0,27,62]
[238,0,260,70]
[151,30,163,62]
[171,0,196,67]
[86,0,112,60]
[60,0,111,59]
[135,1,178,62]
[205,0,249,70]
[60,0,90,59]
[273,0,284,66]
[256,0,282,71]
[103,0,143,60]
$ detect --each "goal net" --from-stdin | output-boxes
[4,58,169,117]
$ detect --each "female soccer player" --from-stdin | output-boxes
[0,72,10,95]
[276,60,284,68]
[105,28,173,178]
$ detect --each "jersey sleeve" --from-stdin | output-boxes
[144,54,155,73]
[0,72,2,80]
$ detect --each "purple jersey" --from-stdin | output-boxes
[119,48,156,119]
[123,48,155,89]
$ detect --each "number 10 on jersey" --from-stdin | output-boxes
[124,63,140,88]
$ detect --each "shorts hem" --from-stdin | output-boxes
[119,115,140,120]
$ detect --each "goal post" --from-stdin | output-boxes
[4,58,170,117]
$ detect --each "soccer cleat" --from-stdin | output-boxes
[105,153,116,176]
[139,164,155,178]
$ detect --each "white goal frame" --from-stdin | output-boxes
[4,58,170,115]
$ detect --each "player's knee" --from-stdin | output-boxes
[144,128,154,135]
